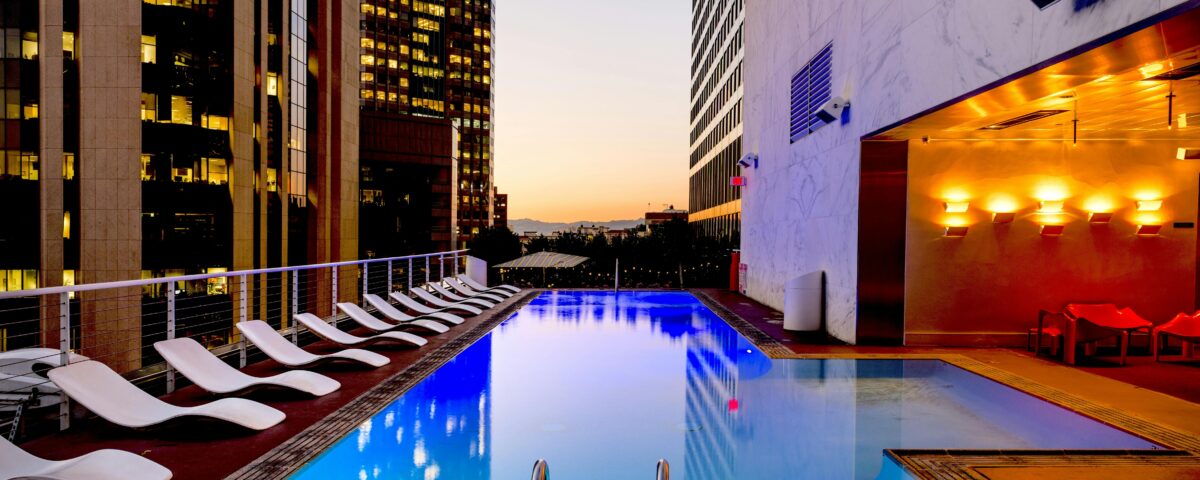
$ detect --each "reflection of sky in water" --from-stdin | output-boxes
[292,291,1159,480]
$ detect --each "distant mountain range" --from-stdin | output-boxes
[507,218,644,235]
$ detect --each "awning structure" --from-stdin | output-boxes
[494,251,589,269]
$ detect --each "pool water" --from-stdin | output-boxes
[291,291,1159,480]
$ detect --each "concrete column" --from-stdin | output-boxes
[39,0,65,347]
[77,0,142,371]
[231,0,254,336]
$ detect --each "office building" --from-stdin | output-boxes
[492,186,506,228]
[357,0,494,252]
[0,0,360,369]
[687,0,743,238]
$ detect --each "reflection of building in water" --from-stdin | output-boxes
[682,311,740,479]
[351,334,492,480]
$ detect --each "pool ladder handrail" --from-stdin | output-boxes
[530,458,667,479]
[531,458,549,480]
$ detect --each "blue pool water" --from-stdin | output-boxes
[292,291,1159,480]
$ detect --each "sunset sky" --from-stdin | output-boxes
[493,0,691,223]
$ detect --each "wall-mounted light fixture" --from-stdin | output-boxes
[1137,224,1163,235]
[943,201,969,213]
[1136,200,1162,211]
[1088,212,1113,223]
[1037,200,1064,214]
[944,226,969,237]
[992,212,1015,224]
[1040,224,1066,236]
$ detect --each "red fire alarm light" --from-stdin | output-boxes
[730,176,746,187]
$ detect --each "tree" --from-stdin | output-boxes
[467,226,522,267]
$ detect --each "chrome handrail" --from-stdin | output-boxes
[531,459,549,480]
[0,249,469,299]
[656,459,670,480]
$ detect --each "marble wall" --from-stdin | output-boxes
[741,0,1193,343]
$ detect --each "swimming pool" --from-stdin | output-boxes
[291,291,1159,479]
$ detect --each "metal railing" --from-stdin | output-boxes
[528,459,669,479]
[0,249,468,436]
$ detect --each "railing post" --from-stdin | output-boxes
[425,256,430,285]
[291,270,299,344]
[407,258,414,292]
[239,274,248,368]
[387,260,393,293]
[439,255,444,281]
[331,266,339,328]
[362,262,369,302]
[453,252,460,276]
[58,292,70,431]
[166,281,176,393]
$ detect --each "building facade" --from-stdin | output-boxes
[739,0,1200,345]
[0,0,360,367]
[492,186,506,228]
[357,0,494,251]
[687,0,743,238]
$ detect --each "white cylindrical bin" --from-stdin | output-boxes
[783,271,824,331]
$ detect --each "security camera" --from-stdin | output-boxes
[737,153,758,169]
[813,96,849,124]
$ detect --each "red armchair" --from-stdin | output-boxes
[1037,304,1153,365]
[1153,312,1200,361]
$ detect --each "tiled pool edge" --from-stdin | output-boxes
[223,289,544,480]
[690,290,1200,477]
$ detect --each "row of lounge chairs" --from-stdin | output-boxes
[1,275,521,480]
[1035,303,1200,365]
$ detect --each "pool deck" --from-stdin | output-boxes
[14,288,1200,480]
[694,288,1200,479]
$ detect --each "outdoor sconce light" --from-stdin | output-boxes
[1088,212,1114,223]
[944,226,969,237]
[1137,224,1163,235]
[992,212,1015,224]
[943,201,969,213]
[1040,224,1066,236]
[1178,147,1200,160]
[1037,200,1064,214]
[1136,200,1163,211]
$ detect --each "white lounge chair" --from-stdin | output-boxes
[427,283,497,308]
[236,320,389,368]
[0,348,88,412]
[447,277,512,299]
[1,437,173,480]
[459,275,520,294]
[412,286,493,310]
[295,313,427,348]
[392,290,482,316]
[154,338,340,397]
[336,302,449,335]
[47,360,285,431]
[365,294,464,326]
[443,278,507,302]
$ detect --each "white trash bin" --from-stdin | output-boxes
[783,271,824,331]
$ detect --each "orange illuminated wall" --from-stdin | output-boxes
[904,140,1199,346]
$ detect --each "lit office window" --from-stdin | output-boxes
[141,35,156,63]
